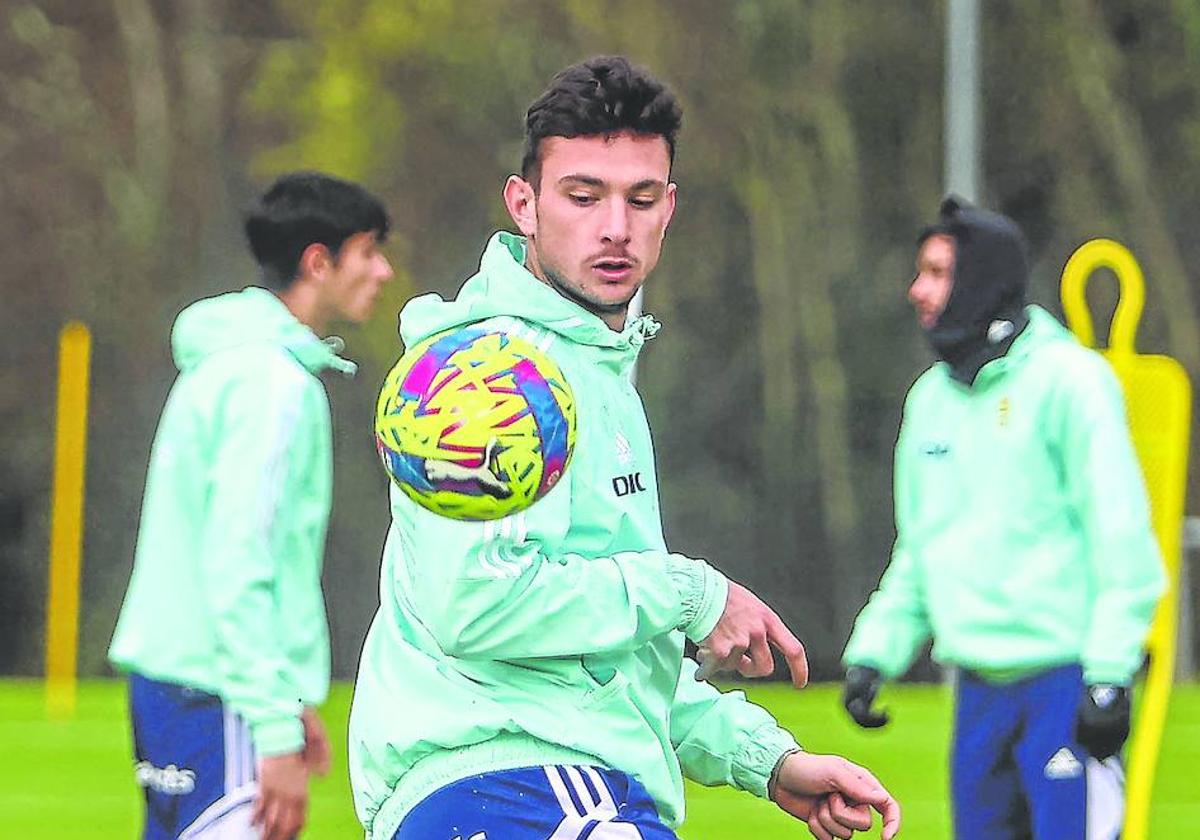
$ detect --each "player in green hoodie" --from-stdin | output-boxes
[841,198,1165,839]
[349,56,900,840]
[109,172,393,840]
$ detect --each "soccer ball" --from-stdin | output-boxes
[375,325,577,521]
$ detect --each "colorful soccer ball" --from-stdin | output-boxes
[375,325,577,521]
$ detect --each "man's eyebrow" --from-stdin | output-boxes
[628,179,666,192]
[559,174,605,187]
[557,175,667,192]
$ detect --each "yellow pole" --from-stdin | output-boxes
[45,321,91,718]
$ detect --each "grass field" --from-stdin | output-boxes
[3,679,1197,838]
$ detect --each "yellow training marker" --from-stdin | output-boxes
[45,321,92,718]
[1061,239,1191,840]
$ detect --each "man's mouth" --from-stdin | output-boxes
[592,257,635,282]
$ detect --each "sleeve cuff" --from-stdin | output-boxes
[665,554,729,643]
[731,724,802,799]
[1082,664,1134,686]
[843,657,887,677]
[250,715,305,757]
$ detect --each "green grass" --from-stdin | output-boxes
[2,679,1197,838]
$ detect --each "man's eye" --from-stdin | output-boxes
[569,193,597,205]
[630,196,656,209]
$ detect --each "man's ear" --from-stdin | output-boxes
[297,243,333,281]
[503,175,538,237]
[661,181,678,240]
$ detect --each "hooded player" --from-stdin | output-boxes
[841,197,1165,839]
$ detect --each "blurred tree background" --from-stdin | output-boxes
[2,0,1198,680]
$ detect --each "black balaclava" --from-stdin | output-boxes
[919,195,1031,385]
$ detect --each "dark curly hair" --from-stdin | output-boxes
[244,171,390,290]
[521,56,683,189]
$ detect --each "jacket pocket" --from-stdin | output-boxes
[580,666,630,709]
[580,653,618,687]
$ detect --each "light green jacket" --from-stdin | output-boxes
[350,233,798,837]
[844,306,1165,685]
[109,287,353,756]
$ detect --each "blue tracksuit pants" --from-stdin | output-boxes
[394,764,678,840]
[128,673,258,839]
[952,664,1124,840]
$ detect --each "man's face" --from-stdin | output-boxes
[324,230,394,324]
[507,131,676,326]
[910,234,955,329]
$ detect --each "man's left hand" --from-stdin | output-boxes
[770,752,901,840]
[1075,684,1130,760]
[301,706,331,776]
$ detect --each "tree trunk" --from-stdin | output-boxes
[175,0,236,298]
[1062,0,1200,372]
[798,0,867,638]
[112,0,170,252]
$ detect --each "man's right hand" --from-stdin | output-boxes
[696,581,809,687]
[252,750,309,840]
[843,665,890,729]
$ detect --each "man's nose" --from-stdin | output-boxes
[601,199,631,244]
[908,275,924,304]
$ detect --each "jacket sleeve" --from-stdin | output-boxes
[669,657,800,798]
[400,478,729,661]
[196,358,324,756]
[842,410,933,679]
[1056,353,1166,685]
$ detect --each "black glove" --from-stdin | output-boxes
[1075,683,1131,760]
[843,665,890,728]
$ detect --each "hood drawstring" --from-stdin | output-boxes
[627,315,661,348]
[324,335,346,354]
[321,335,358,377]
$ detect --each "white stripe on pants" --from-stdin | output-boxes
[544,766,642,839]
[181,707,258,838]
[1086,756,1125,840]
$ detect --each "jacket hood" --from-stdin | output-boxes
[397,232,660,359]
[171,286,356,376]
[921,196,1030,384]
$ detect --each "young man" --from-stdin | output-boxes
[109,171,394,840]
[841,197,1166,839]
[350,56,900,840]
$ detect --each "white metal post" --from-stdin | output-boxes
[945,0,982,201]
